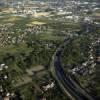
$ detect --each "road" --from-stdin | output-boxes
[51,38,94,100]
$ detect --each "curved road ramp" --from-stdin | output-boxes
[51,38,94,100]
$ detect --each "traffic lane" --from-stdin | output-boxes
[54,52,91,100]
[55,60,81,99]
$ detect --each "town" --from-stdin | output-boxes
[0,0,100,100]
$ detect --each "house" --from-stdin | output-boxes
[41,98,46,100]
[41,82,55,91]
[3,96,10,100]
[82,62,88,66]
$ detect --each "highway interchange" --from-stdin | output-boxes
[51,37,95,100]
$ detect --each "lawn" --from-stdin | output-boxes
[37,32,64,41]
[26,21,46,26]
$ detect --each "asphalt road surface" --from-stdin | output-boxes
[51,38,94,100]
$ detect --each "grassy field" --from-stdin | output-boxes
[26,21,46,26]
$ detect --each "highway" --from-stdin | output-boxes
[51,38,94,100]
